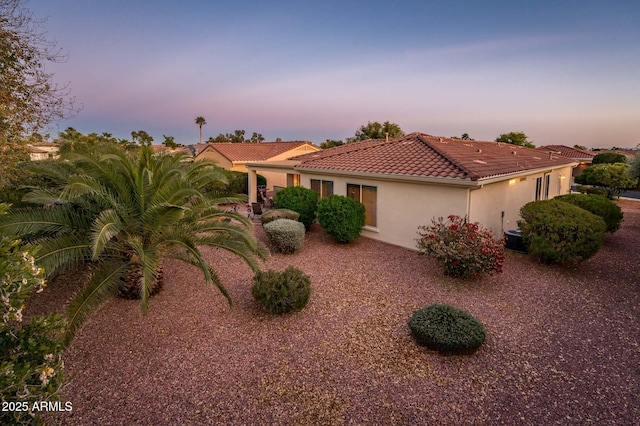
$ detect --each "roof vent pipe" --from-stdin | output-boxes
[385,132,389,142]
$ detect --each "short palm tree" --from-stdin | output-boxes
[0,146,267,344]
[195,116,206,144]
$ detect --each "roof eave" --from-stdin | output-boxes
[293,167,478,187]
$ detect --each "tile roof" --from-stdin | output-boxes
[536,145,595,161]
[195,141,316,162]
[295,133,577,181]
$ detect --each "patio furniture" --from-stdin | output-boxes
[250,202,264,219]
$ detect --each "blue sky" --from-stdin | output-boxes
[29,0,640,147]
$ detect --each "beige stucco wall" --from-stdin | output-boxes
[196,149,232,169]
[269,144,319,161]
[469,166,574,237]
[301,173,470,250]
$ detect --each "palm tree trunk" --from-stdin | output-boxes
[117,264,164,300]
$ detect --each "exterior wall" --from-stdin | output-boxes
[469,166,574,237]
[196,149,232,169]
[259,171,287,189]
[301,173,469,250]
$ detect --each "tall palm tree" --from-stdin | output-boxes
[0,145,267,344]
[195,116,206,144]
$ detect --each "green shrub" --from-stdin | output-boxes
[592,152,627,165]
[518,200,606,264]
[417,215,505,278]
[409,304,486,354]
[260,208,300,225]
[273,186,318,231]
[555,193,623,232]
[575,184,608,197]
[316,195,365,243]
[252,266,311,314]
[0,205,67,425]
[263,219,305,253]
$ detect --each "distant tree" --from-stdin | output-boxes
[320,139,344,149]
[131,130,153,147]
[574,144,588,150]
[195,116,206,144]
[230,129,245,143]
[275,137,282,142]
[592,152,628,164]
[495,131,535,149]
[353,121,404,141]
[630,153,640,184]
[58,127,123,154]
[249,132,265,143]
[575,163,638,198]
[452,133,474,140]
[162,135,179,148]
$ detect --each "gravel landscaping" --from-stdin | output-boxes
[28,200,640,425]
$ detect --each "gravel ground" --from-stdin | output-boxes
[27,201,640,425]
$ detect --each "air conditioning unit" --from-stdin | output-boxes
[504,230,527,253]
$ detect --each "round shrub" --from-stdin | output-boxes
[518,199,606,264]
[575,184,608,197]
[417,215,504,278]
[273,186,318,231]
[263,219,305,253]
[317,195,365,243]
[252,266,311,314]
[555,193,623,232]
[592,152,627,165]
[409,304,486,354]
[260,208,300,225]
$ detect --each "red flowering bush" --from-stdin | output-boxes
[417,215,505,278]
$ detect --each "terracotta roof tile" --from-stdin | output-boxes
[536,145,595,161]
[295,133,577,181]
[197,141,316,162]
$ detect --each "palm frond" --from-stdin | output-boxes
[65,261,128,345]
[91,209,123,260]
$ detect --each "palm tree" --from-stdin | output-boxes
[0,145,267,344]
[195,116,206,144]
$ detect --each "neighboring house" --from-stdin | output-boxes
[194,141,319,189]
[151,145,191,156]
[536,145,595,182]
[27,142,59,161]
[247,132,577,250]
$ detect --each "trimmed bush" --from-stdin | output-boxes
[575,184,608,197]
[273,186,318,231]
[252,266,311,314]
[260,208,300,225]
[317,195,365,243]
[409,304,486,354]
[518,200,606,264]
[263,219,305,253]
[555,193,623,232]
[417,215,505,278]
[592,152,627,165]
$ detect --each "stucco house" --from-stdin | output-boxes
[27,142,60,161]
[194,141,319,189]
[247,132,577,250]
[536,145,595,182]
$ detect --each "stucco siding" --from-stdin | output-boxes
[269,144,319,161]
[301,173,469,250]
[196,150,232,169]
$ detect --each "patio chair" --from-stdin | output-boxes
[250,202,263,219]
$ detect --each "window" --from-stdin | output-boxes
[310,179,334,198]
[535,174,551,201]
[544,174,550,199]
[535,177,542,201]
[347,184,377,227]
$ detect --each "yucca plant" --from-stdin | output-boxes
[0,145,267,344]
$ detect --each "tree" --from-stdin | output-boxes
[0,145,268,343]
[495,131,535,149]
[574,144,588,150]
[0,0,76,191]
[162,135,179,148]
[452,133,474,140]
[320,139,344,149]
[230,129,245,143]
[592,152,628,164]
[131,130,153,147]
[630,152,640,182]
[249,132,264,143]
[195,116,206,144]
[574,163,638,198]
[353,121,404,141]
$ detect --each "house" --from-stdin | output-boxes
[194,141,319,189]
[536,145,595,182]
[27,142,60,161]
[247,132,577,250]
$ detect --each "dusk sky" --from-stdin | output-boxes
[29,0,640,148]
